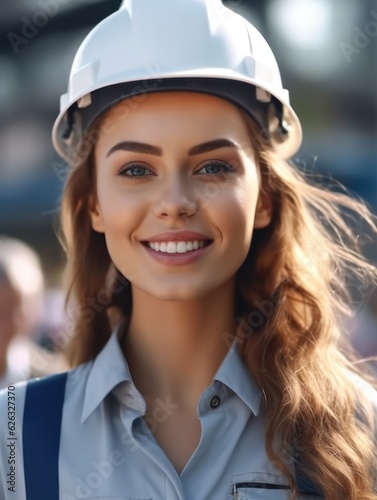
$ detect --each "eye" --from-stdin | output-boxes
[196,160,234,176]
[117,162,154,179]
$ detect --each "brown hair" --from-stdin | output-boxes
[59,107,377,498]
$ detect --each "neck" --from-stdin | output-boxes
[122,279,238,408]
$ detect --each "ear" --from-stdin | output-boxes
[254,189,273,229]
[88,193,105,233]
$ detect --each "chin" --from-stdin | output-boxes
[137,283,216,302]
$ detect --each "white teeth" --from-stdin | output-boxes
[147,240,207,254]
[176,242,187,253]
[167,242,176,254]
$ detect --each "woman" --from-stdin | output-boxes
[1,0,377,498]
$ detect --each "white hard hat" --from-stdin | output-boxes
[52,0,302,162]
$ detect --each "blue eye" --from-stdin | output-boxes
[117,160,234,180]
[197,160,233,176]
[118,162,153,179]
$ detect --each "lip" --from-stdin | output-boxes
[141,240,213,266]
[141,231,212,243]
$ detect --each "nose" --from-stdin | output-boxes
[153,174,199,220]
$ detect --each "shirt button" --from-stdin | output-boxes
[209,395,220,409]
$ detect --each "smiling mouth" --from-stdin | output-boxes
[141,240,213,254]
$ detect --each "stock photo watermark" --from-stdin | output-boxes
[5,386,17,494]
[61,450,126,500]
[340,9,377,63]
[8,0,246,55]
[223,285,283,348]
[61,396,179,499]
[7,0,71,54]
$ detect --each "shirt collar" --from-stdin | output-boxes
[213,339,263,416]
[81,319,132,423]
[81,321,263,422]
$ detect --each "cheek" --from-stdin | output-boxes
[96,176,144,232]
[212,180,259,245]
[94,178,151,275]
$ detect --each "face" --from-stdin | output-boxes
[90,91,272,301]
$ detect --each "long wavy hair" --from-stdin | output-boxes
[59,103,377,499]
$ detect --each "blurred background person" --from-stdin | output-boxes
[0,237,67,389]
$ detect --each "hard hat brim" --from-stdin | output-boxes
[53,76,302,162]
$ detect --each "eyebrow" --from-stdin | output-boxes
[189,139,240,156]
[106,141,162,157]
[106,138,240,158]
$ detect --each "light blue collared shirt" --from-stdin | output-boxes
[0,324,324,500]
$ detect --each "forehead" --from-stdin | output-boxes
[96,91,251,150]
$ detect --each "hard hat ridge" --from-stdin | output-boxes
[52,0,302,161]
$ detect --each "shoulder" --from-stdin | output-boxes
[0,364,93,499]
[0,361,93,418]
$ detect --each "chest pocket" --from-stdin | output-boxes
[86,497,152,500]
[233,484,289,499]
[230,472,324,500]
[231,472,290,500]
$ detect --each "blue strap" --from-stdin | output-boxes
[23,372,68,500]
[296,471,323,496]
[294,449,323,496]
